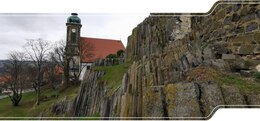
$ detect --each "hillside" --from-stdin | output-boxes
[0,86,79,119]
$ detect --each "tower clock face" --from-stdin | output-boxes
[72,28,76,33]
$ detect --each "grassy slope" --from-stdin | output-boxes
[0,86,79,117]
[0,63,130,118]
[93,63,130,96]
[185,66,260,94]
[220,75,260,94]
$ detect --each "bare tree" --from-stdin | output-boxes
[80,40,95,61]
[52,40,68,87]
[53,40,66,68]
[54,40,94,87]
[3,51,26,106]
[24,38,51,105]
[45,51,61,89]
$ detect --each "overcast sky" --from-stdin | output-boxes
[0,13,149,60]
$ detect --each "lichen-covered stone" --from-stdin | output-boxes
[253,32,260,41]
[221,85,246,105]
[166,82,202,117]
[224,16,233,25]
[254,45,260,54]
[199,81,225,117]
[246,94,260,105]
[238,44,256,55]
[246,22,258,32]
[222,54,236,60]
[211,59,231,71]
[142,87,164,117]
[234,26,244,34]
[232,13,240,22]
[233,4,241,12]
[256,10,260,19]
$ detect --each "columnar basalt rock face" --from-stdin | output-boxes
[51,2,260,119]
[122,2,260,118]
[126,16,191,62]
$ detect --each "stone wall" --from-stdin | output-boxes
[127,2,260,76]
[93,58,125,66]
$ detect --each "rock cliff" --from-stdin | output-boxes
[50,1,260,119]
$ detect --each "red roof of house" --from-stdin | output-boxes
[55,66,64,75]
[80,37,125,63]
[0,75,10,84]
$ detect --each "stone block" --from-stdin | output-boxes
[232,4,241,12]
[241,14,255,23]
[211,59,231,71]
[203,46,214,60]
[254,45,260,54]
[240,7,248,16]
[246,94,260,105]
[213,42,230,54]
[240,70,254,77]
[165,82,202,117]
[232,58,250,70]
[221,85,246,105]
[224,16,232,25]
[232,13,240,22]
[238,44,256,55]
[234,26,244,34]
[216,9,225,20]
[246,22,258,32]
[226,6,232,14]
[253,32,260,41]
[142,87,164,117]
[245,59,260,68]
[222,54,236,60]
[248,7,256,14]
[228,34,253,43]
[232,42,242,46]
[199,81,225,117]
[257,10,260,19]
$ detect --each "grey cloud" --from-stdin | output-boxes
[0,13,148,59]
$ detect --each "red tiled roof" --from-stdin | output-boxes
[55,66,64,75]
[80,37,125,63]
[0,75,10,84]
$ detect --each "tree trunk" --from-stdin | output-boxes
[10,93,22,106]
[36,82,40,105]
[36,73,41,105]
[63,58,70,88]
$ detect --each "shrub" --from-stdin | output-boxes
[116,49,125,57]
[253,71,260,81]
[106,54,117,59]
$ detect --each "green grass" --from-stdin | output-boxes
[219,75,260,94]
[0,85,79,117]
[186,66,260,94]
[94,63,130,96]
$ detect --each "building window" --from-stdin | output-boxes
[71,32,76,43]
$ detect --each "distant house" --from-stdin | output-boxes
[0,76,9,85]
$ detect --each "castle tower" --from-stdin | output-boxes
[65,13,82,80]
